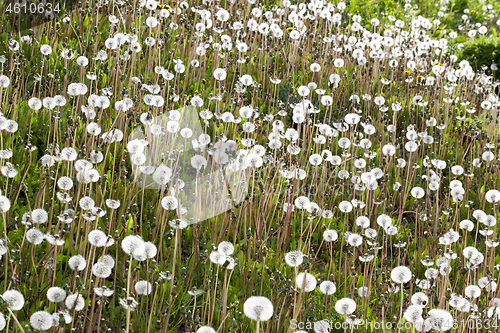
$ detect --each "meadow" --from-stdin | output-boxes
[0,0,500,332]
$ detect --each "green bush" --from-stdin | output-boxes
[457,35,500,80]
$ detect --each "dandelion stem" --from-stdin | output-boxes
[125,256,133,333]
[7,308,25,333]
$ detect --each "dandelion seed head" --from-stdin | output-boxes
[285,250,304,267]
[319,281,336,295]
[68,255,87,271]
[243,296,274,321]
[65,293,85,311]
[2,289,25,311]
[135,281,152,295]
[335,297,356,315]
[30,311,53,331]
[295,272,317,292]
[391,266,412,284]
[121,235,145,256]
[47,287,67,303]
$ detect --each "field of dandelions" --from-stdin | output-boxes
[0,0,500,332]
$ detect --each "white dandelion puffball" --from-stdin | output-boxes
[411,292,429,306]
[213,68,227,81]
[92,262,112,278]
[197,326,216,333]
[243,296,274,321]
[295,272,317,292]
[26,228,44,245]
[285,250,304,267]
[88,230,107,247]
[65,293,85,311]
[404,305,423,323]
[68,255,87,271]
[314,320,331,333]
[427,309,454,331]
[31,208,48,223]
[97,255,116,269]
[121,235,146,256]
[40,44,52,55]
[143,242,158,259]
[0,195,11,212]
[135,281,153,295]
[335,297,356,315]
[2,289,25,310]
[323,229,338,242]
[391,266,412,284]
[218,241,235,256]
[411,186,425,199]
[209,251,227,266]
[464,285,481,299]
[161,196,178,210]
[319,281,336,295]
[347,233,363,247]
[338,200,353,213]
[485,189,500,203]
[47,287,67,303]
[30,311,53,331]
